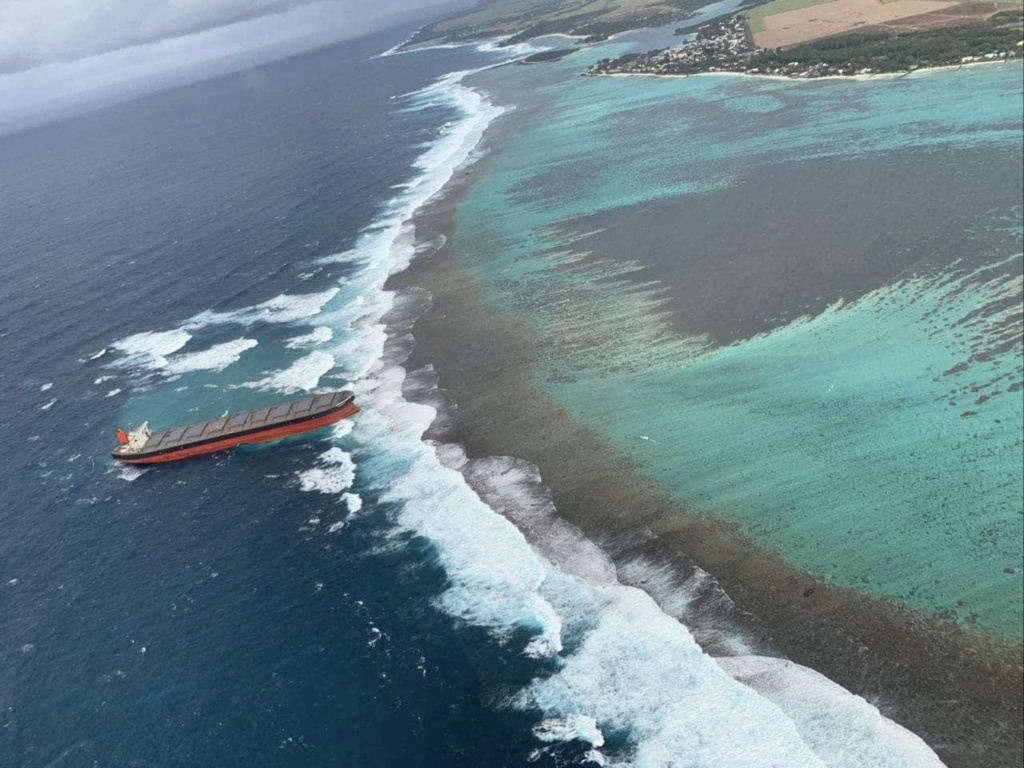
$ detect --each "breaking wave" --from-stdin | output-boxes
[286,326,333,348]
[163,338,258,374]
[185,288,340,329]
[297,446,356,495]
[107,290,340,374]
[243,351,335,393]
[111,328,191,368]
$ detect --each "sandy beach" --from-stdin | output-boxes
[598,57,1016,82]
[389,97,1024,765]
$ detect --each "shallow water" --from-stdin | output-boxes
[454,55,1023,634]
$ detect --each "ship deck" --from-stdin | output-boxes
[136,391,353,456]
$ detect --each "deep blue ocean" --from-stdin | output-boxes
[0,18,966,768]
[0,29,566,767]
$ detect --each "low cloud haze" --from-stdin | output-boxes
[0,0,471,135]
[0,0,464,72]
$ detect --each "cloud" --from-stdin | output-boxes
[0,0,469,135]
[0,0,455,72]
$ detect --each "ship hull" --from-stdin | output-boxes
[113,399,358,465]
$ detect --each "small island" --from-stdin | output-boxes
[519,48,578,64]
[588,9,1023,78]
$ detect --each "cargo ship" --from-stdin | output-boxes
[112,391,358,465]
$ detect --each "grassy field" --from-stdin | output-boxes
[746,0,1021,33]
[745,0,843,33]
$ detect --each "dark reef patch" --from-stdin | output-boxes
[545,147,1023,346]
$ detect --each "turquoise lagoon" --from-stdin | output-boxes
[454,52,1024,634]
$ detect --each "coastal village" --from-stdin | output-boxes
[588,16,763,77]
[587,11,1023,79]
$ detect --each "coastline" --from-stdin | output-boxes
[595,57,1017,82]
[389,101,1024,766]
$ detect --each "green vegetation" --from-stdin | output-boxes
[520,48,579,62]
[749,9,1023,72]
[591,9,1023,76]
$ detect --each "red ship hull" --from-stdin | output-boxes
[113,393,358,465]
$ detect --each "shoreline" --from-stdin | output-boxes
[389,95,1024,766]
[594,57,1018,82]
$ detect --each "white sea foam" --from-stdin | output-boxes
[330,420,354,440]
[297,447,355,495]
[342,492,363,515]
[285,326,333,348]
[474,38,540,57]
[111,328,191,367]
[617,556,752,657]
[377,39,466,58]
[163,338,258,374]
[454,452,618,588]
[246,351,335,393]
[718,656,945,768]
[186,288,340,329]
[380,36,543,60]
[116,465,150,482]
[520,581,828,768]
[106,290,336,374]
[94,375,116,385]
[362,375,564,656]
[533,715,605,747]
[105,388,122,397]
[617,556,704,621]
[377,32,530,59]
